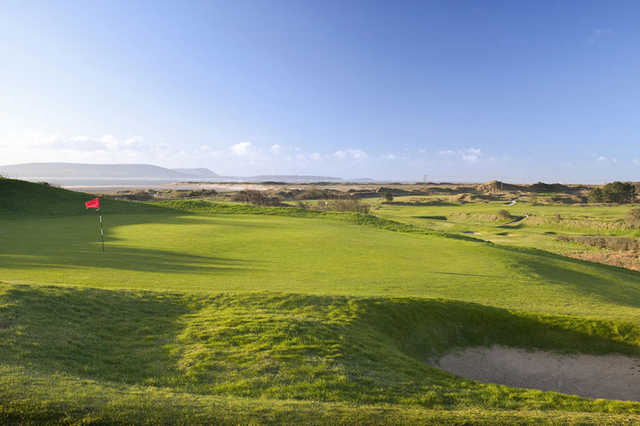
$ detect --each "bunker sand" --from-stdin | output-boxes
[436,345,640,401]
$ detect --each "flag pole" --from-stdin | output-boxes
[85,197,103,252]
[98,208,104,252]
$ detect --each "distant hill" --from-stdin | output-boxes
[244,175,343,183]
[0,163,353,184]
[171,168,219,178]
[0,163,218,179]
[347,178,377,183]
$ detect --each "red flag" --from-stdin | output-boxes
[85,198,100,209]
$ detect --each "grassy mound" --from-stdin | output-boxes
[1,284,640,423]
[0,178,163,216]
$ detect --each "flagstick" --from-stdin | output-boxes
[99,209,104,253]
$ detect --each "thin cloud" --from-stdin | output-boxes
[230,142,255,156]
[596,155,616,164]
[588,28,612,45]
[269,144,281,154]
[333,149,368,160]
[438,148,483,164]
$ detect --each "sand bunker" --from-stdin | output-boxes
[435,345,640,401]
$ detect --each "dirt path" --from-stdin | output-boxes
[435,345,640,401]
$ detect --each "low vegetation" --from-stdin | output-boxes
[313,199,371,213]
[231,189,285,206]
[497,209,513,220]
[627,208,640,228]
[557,235,640,251]
[589,181,636,204]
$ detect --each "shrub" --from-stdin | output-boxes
[296,201,310,210]
[117,190,155,201]
[293,189,327,200]
[530,182,569,193]
[231,190,283,206]
[557,235,640,251]
[278,189,351,201]
[588,187,604,203]
[315,199,370,213]
[497,209,512,220]
[178,189,217,198]
[590,182,636,204]
[383,190,394,202]
[626,208,640,228]
[603,181,636,203]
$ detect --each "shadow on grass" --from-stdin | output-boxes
[352,297,640,360]
[496,222,524,229]
[426,271,509,279]
[414,215,448,221]
[0,214,258,275]
[514,257,640,309]
[0,285,192,385]
[0,247,251,274]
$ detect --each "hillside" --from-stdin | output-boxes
[0,178,163,216]
[171,167,219,178]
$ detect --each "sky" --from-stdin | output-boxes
[1,0,639,182]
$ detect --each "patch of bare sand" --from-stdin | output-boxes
[435,345,640,401]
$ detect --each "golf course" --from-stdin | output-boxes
[3,178,640,424]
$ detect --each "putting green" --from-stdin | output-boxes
[3,210,640,321]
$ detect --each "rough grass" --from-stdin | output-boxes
[2,285,640,424]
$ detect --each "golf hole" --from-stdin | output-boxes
[435,345,640,401]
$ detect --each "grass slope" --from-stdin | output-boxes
[0,178,164,216]
[2,285,640,424]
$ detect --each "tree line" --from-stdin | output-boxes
[588,182,637,204]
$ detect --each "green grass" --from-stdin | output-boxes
[4,181,640,423]
[2,285,640,424]
[0,178,164,217]
[373,197,640,256]
[4,204,640,321]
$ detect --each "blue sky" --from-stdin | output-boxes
[1,0,639,182]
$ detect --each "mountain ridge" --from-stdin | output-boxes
[0,162,215,179]
[0,163,348,183]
